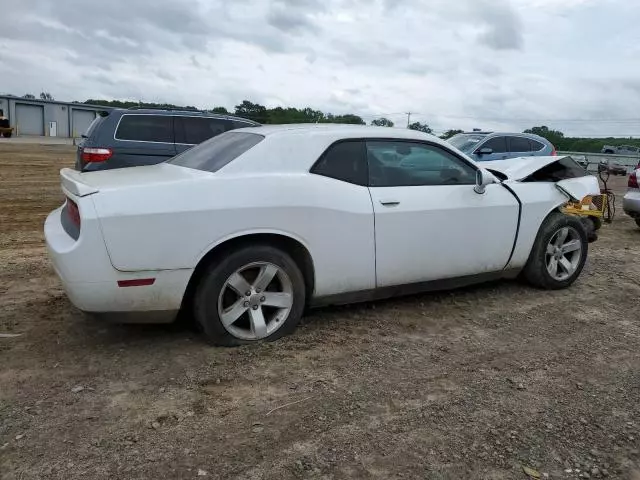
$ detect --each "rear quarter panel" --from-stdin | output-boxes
[91,174,377,297]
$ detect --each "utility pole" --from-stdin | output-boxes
[406,112,411,128]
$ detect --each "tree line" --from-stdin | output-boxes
[14,94,640,151]
[523,125,640,153]
[81,98,466,139]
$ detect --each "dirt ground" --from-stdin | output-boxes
[1,143,639,480]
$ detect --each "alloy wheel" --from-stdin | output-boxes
[217,262,294,340]
[545,226,582,281]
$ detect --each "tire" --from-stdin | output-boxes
[590,217,603,231]
[580,217,599,243]
[193,245,306,346]
[635,219,640,229]
[2,132,11,138]
[522,212,588,290]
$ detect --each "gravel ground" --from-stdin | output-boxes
[1,143,639,480]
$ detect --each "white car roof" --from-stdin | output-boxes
[221,124,456,175]
[240,123,439,141]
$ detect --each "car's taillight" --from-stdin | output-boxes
[81,147,112,163]
[66,198,81,227]
[629,171,639,189]
[551,146,557,156]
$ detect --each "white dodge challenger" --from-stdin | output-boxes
[45,125,600,346]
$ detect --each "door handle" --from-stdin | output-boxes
[380,200,400,207]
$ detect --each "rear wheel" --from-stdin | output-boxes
[193,245,306,346]
[523,212,588,289]
[2,132,11,138]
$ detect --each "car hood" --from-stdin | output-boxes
[482,155,600,201]
[481,156,567,181]
[554,176,601,202]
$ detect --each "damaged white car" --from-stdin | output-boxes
[45,125,600,346]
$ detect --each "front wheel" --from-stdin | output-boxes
[523,212,588,289]
[193,245,306,346]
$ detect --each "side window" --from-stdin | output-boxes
[529,139,545,151]
[367,141,476,187]
[509,136,532,153]
[115,115,174,143]
[178,117,231,144]
[480,136,508,153]
[311,140,367,186]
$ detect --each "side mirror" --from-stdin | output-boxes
[474,168,496,194]
[477,147,493,155]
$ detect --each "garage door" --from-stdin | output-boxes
[16,104,44,136]
[72,110,97,137]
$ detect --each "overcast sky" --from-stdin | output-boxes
[1,0,638,136]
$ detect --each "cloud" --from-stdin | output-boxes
[267,7,319,33]
[0,0,636,136]
[474,0,524,50]
[266,0,325,33]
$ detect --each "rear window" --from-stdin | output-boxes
[233,120,258,129]
[530,139,545,151]
[85,115,106,138]
[115,115,174,143]
[168,131,264,172]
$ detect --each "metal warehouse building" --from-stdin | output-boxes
[0,95,112,138]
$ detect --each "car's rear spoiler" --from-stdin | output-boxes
[60,168,99,197]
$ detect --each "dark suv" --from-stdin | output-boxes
[76,108,260,171]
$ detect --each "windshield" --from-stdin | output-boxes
[168,131,264,172]
[448,134,487,153]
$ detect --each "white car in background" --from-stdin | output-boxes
[45,125,600,346]
[623,168,640,228]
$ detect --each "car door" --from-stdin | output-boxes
[508,136,534,158]
[174,116,233,154]
[112,114,177,167]
[366,140,519,288]
[474,136,509,161]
